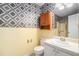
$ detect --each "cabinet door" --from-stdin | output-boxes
[40,11,53,26]
[46,12,51,25]
[68,14,79,39]
[40,14,46,25]
[44,45,56,56]
[55,49,71,56]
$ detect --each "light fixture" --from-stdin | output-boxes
[55,4,62,8]
[55,4,65,10]
[58,5,64,10]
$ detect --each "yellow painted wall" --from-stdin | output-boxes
[0,27,58,56]
[0,26,78,56]
[39,29,58,39]
[0,28,40,56]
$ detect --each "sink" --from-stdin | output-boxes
[52,37,70,47]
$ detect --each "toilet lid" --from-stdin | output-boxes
[34,46,44,51]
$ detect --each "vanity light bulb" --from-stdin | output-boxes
[55,4,65,10]
[58,5,65,10]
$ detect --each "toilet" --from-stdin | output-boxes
[34,46,44,56]
[34,39,45,56]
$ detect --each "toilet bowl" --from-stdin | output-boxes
[34,39,45,56]
[34,46,44,56]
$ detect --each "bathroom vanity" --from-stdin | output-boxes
[42,37,79,56]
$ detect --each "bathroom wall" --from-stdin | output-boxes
[40,3,55,13]
[0,3,59,55]
[39,3,59,39]
[77,4,79,12]
[0,3,41,55]
[0,28,40,55]
[0,3,41,27]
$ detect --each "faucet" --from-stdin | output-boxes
[60,37,66,41]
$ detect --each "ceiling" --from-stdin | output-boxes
[36,3,79,17]
[53,3,78,17]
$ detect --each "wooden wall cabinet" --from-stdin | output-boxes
[40,11,53,30]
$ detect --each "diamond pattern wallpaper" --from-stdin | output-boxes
[40,3,55,13]
[0,3,41,28]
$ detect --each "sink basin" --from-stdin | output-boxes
[52,37,70,47]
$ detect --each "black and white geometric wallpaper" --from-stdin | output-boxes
[40,3,55,13]
[0,3,41,28]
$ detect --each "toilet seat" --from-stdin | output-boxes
[34,46,44,55]
[34,46,44,51]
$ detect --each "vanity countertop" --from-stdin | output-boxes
[43,38,79,56]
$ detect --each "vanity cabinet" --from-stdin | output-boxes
[44,44,56,56]
[44,44,71,56]
[43,38,79,56]
[55,49,70,56]
[68,13,79,39]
